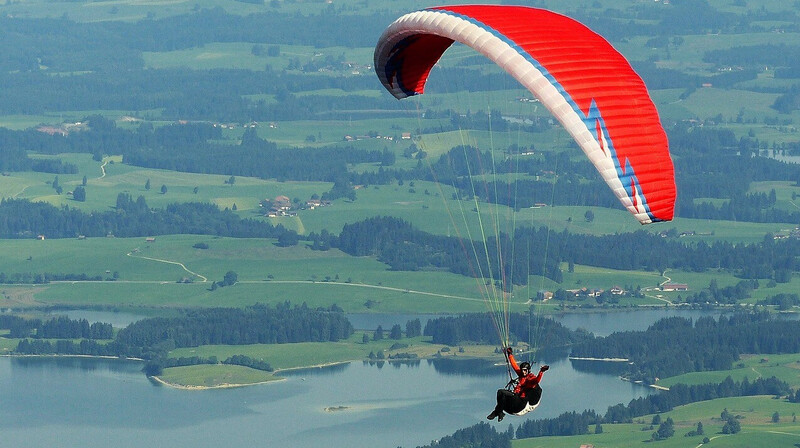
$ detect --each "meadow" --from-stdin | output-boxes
[657,353,800,389]
[513,396,800,448]
[156,364,279,388]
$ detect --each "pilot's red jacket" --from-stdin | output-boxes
[508,353,543,399]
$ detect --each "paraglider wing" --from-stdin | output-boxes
[374,5,676,224]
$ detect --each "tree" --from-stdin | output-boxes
[686,421,704,437]
[160,184,167,194]
[82,175,87,186]
[390,324,402,340]
[584,209,595,222]
[277,231,299,247]
[594,423,603,434]
[772,411,780,423]
[653,417,674,440]
[222,271,238,286]
[72,186,86,202]
[373,325,384,341]
[406,318,422,338]
[145,178,151,190]
[722,417,740,434]
[362,333,369,344]
[652,414,661,425]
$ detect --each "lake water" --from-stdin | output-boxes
[347,308,727,336]
[0,309,729,448]
[52,306,723,335]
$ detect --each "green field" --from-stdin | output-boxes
[1,226,795,313]
[0,234,523,313]
[514,395,800,448]
[658,353,800,389]
[156,363,279,388]
[164,332,498,386]
[4,151,790,244]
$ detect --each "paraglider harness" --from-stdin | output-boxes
[502,350,543,416]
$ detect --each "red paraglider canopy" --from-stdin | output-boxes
[374,5,676,224]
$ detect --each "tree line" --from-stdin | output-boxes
[419,311,800,385]
[116,302,352,349]
[0,194,296,240]
[0,314,112,339]
[11,303,353,373]
[0,272,105,284]
[570,312,800,382]
[0,117,393,183]
[422,312,592,348]
[332,215,800,285]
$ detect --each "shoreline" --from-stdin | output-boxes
[619,376,670,391]
[568,356,629,362]
[149,373,287,390]
[151,360,356,391]
[0,353,144,361]
[2,352,673,392]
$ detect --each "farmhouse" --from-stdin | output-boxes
[273,196,291,211]
[661,283,688,291]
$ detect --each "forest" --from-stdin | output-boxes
[0,314,112,339]
[8,303,353,370]
[422,312,591,347]
[570,312,800,381]
[115,302,353,349]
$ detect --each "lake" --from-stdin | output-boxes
[0,309,729,448]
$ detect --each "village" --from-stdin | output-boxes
[260,195,331,218]
[537,282,689,304]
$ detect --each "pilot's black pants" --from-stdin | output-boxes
[494,386,542,414]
